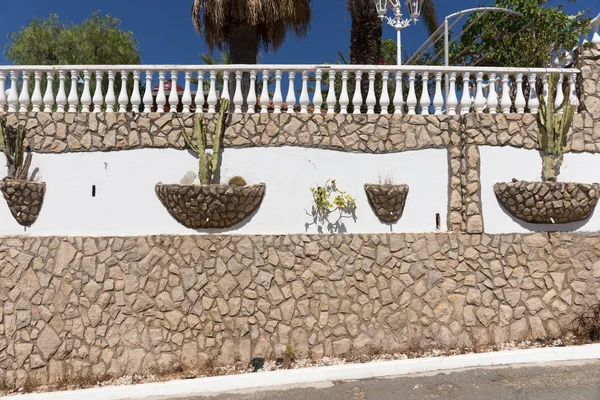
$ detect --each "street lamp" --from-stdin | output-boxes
[374,0,424,65]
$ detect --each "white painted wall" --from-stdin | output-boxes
[0,148,448,236]
[481,146,600,233]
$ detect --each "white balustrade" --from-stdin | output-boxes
[19,72,30,113]
[419,72,430,115]
[119,70,129,113]
[247,70,257,114]
[313,69,323,113]
[393,72,403,115]
[260,70,270,114]
[0,65,581,115]
[31,71,42,112]
[446,72,458,115]
[286,70,296,113]
[300,70,309,114]
[352,70,362,115]
[433,72,443,115]
[194,71,204,114]
[0,71,6,112]
[380,71,390,115]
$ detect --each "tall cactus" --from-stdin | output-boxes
[177,98,230,185]
[538,73,576,182]
[0,117,32,180]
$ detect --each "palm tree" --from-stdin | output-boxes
[191,0,312,65]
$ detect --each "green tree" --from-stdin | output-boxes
[451,0,590,67]
[4,12,140,65]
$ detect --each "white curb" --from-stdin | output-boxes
[6,343,600,400]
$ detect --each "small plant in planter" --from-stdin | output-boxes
[494,73,599,224]
[364,174,409,224]
[283,344,295,369]
[305,179,356,233]
[155,99,266,229]
[0,117,46,227]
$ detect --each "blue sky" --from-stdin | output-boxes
[0,0,597,66]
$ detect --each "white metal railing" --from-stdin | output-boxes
[0,65,580,115]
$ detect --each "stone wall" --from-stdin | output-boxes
[2,232,600,388]
[577,43,600,114]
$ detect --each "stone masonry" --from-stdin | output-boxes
[2,232,600,388]
[576,43,600,114]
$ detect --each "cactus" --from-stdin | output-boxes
[0,117,33,180]
[538,73,576,182]
[228,176,247,186]
[177,98,230,185]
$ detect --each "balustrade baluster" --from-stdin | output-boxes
[43,72,55,113]
[473,72,485,113]
[142,71,153,113]
[313,69,323,113]
[260,70,270,114]
[487,73,499,114]
[515,73,526,113]
[156,71,166,113]
[56,70,67,113]
[446,72,458,115]
[326,70,336,114]
[67,70,79,112]
[592,19,600,44]
[339,70,349,114]
[350,71,361,115]
[418,72,430,115]
[286,70,296,113]
[182,71,192,113]
[393,71,403,115]
[31,71,43,112]
[0,71,6,112]
[352,70,362,114]
[542,73,549,106]
[366,70,376,114]
[168,70,179,112]
[222,70,230,105]
[81,71,92,113]
[459,72,470,115]
[433,72,443,115]
[555,74,564,111]
[207,70,217,113]
[93,70,104,113]
[118,70,129,113]
[19,72,31,113]
[106,70,117,112]
[528,73,539,114]
[7,71,19,112]
[380,71,390,115]
[233,70,243,113]
[247,70,257,114]
[569,72,579,111]
[500,73,511,114]
[195,71,204,113]
[273,70,283,114]
[131,71,141,113]
[300,70,310,114]
[406,71,417,115]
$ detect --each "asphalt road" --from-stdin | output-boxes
[156,359,600,400]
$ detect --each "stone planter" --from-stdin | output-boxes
[155,183,266,229]
[494,181,600,224]
[0,179,46,227]
[364,184,409,223]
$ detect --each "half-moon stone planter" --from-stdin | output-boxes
[0,179,46,227]
[494,181,600,224]
[364,184,409,224]
[155,183,266,229]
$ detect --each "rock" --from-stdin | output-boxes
[37,326,61,360]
